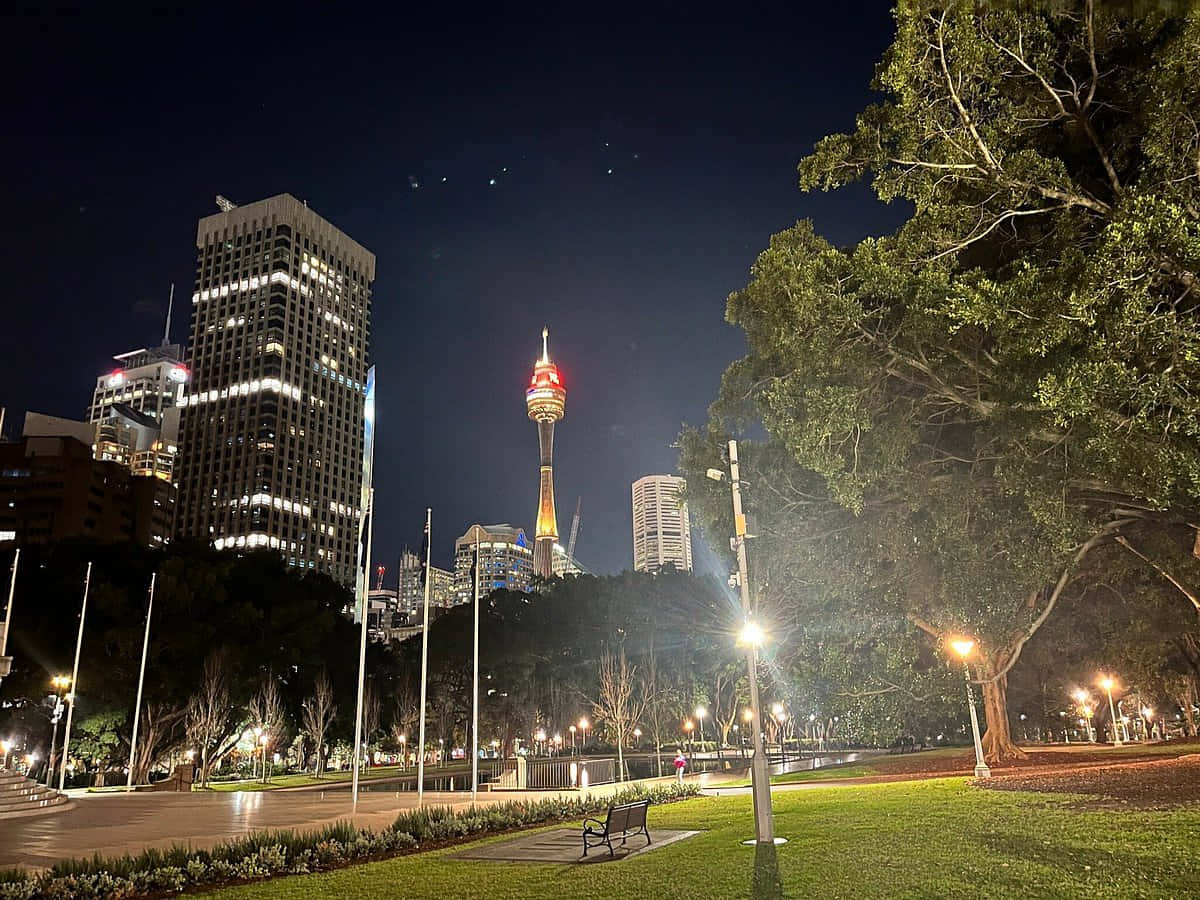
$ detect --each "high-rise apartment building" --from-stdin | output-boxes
[453,523,534,603]
[174,194,375,585]
[631,475,693,573]
[396,547,454,613]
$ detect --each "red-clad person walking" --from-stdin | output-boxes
[674,749,687,784]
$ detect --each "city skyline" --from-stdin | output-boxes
[1,9,903,573]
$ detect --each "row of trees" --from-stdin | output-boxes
[681,2,1200,761]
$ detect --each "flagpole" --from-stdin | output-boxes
[126,573,155,791]
[471,532,481,801]
[351,486,375,815]
[59,562,92,792]
[417,507,432,808]
[0,548,18,687]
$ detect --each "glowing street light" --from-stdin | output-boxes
[632,727,642,749]
[950,639,990,779]
[1073,690,1096,741]
[569,724,577,755]
[45,675,70,788]
[695,706,707,751]
[1099,676,1122,746]
[578,717,589,753]
[1141,707,1154,741]
[738,621,765,649]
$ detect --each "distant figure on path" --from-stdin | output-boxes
[674,749,687,783]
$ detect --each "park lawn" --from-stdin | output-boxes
[197,777,1200,899]
[203,766,411,792]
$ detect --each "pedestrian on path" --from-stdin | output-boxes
[674,749,687,783]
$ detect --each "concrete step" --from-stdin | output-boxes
[0,774,71,819]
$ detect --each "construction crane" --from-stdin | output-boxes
[566,497,582,563]
[375,565,386,592]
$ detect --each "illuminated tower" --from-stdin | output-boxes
[525,327,566,578]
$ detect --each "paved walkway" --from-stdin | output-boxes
[0,780,649,871]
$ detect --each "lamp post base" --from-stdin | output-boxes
[742,837,789,846]
[974,764,991,779]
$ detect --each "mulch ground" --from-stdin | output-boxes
[977,753,1200,809]
[862,745,1197,778]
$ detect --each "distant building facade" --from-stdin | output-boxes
[396,547,454,613]
[631,475,692,573]
[453,523,534,603]
[88,344,187,484]
[173,194,375,585]
[0,430,171,548]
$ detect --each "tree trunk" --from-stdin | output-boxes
[979,671,1027,763]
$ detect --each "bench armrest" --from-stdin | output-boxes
[582,817,606,828]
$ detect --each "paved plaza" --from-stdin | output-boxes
[0,782,641,871]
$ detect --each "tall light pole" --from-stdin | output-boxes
[127,573,156,791]
[471,532,480,802]
[950,639,990,778]
[569,724,576,754]
[45,676,70,786]
[59,562,92,792]
[417,508,433,807]
[1100,676,1122,746]
[695,706,707,754]
[579,717,589,754]
[707,439,777,845]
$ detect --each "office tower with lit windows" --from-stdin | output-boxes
[174,194,375,585]
[88,342,188,482]
[632,474,693,573]
[453,523,535,603]
[525,328,565,578]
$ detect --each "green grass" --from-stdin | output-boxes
[202,766,414,792]
[196,777,1200,899]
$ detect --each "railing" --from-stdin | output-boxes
[523,757,618,789]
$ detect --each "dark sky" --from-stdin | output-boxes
[2,7,905,576]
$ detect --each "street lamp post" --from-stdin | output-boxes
[1100,677,1122,746]
[950,639,991,779]
[578,717,589,754]
[399,734,407,770]
[708,441,778,845]
[633,727,641,750]
[45,676,69,787]
[695,706,707,755]
[569,724,576,754]
[1073,690,1095,742]
[683,719,694,759]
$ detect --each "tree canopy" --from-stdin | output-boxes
[682,1,1200,760]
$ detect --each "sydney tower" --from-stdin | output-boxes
[526,327,566,578]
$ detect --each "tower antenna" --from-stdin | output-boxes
[163,283,174,346]
[541,326,549,363]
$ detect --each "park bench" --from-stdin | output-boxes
[582,799,651,857]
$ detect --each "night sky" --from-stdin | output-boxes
[3,7,905,576]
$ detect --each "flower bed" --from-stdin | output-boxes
[0,782,699,899]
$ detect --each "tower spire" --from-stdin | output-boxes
[541,326,549,363]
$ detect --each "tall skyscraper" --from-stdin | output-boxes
[453,523,534,603]
[525,328,565,578]
[175,194,375,585]
[632,475,693,573]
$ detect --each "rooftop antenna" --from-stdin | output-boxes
[162,283,174,346]
[541,326,549,363]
